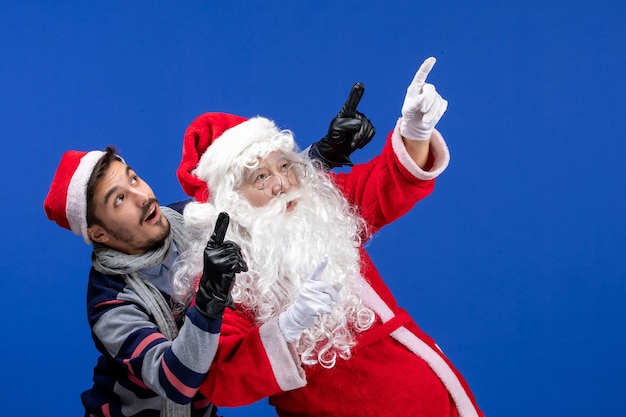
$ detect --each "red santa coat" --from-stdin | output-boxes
[200,121,484,417]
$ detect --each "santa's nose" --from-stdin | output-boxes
[269,176,284,196]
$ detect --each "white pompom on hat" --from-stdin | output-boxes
[44,150,105,244]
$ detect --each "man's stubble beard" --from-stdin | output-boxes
[106,214,170,253]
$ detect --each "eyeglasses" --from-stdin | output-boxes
[244,160,307,198]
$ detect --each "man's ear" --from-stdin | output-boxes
[87,224,110,244]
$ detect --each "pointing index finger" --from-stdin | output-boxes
[309,257,329,281]
[411,57,436,89]
[209,212,230,246]
[337,82,365,118]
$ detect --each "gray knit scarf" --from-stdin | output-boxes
[91,206,195,417]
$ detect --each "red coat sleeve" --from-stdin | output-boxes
[199,308,306,407]
[332,122,448,236]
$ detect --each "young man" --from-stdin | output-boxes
[44,147,247,417]
[174,57,484,417]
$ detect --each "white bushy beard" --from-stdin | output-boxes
[177,169,375,369]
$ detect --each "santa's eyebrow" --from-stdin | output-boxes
[270,154,289,162]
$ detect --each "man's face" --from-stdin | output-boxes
[238,151,304,209]
[87,160,169,254]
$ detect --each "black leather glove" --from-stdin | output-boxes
[309,82,376,169]
[195,212,248,319]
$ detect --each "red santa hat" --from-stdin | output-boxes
[177,112,286,203]
[177,112,248,203]
[43,150,105,244]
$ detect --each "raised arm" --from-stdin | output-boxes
[399,57,448,169]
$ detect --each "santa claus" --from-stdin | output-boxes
[174,57,483,417]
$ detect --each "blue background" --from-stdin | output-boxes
[1,1,625,415]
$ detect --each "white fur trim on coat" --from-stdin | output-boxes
[356,273,480,417]
[391,118,450,180]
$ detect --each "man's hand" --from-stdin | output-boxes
[400,57,448,141]
[309,82,376,169]
[195,212,248,319]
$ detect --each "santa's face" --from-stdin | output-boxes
[87,160,169,254]
[237,151,305,210]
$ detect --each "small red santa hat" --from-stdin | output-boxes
[44,150,105,244]
[177,112,287,204]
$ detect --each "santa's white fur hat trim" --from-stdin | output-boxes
[193,116,290,197]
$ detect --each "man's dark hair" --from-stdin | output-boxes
[86,146,123,227]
